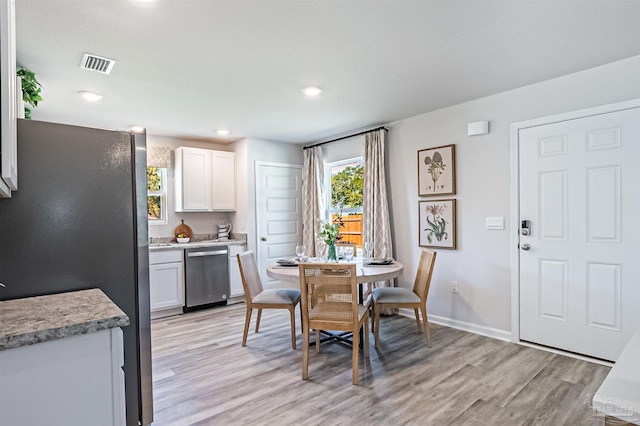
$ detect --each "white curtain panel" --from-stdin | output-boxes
[148,146,171,169]
[302,146,325,257]
[363,129,394,302]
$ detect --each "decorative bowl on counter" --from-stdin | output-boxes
[177,237,190,243]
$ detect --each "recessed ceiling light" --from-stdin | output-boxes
[79,91,103,102]
[303,86,322,97]
[216,129,230,136]
[131,126,145,133]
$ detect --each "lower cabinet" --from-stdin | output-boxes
[150,250,184,317]
[229,245,246,299]
[0,328,126,426]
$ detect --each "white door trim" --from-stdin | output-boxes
[254,160,303,278]
[510,98,640,343]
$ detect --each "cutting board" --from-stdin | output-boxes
[174,220,193,240]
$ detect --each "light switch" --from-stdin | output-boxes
[486,216,504,230]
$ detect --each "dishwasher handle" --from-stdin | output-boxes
[187,249,228,257]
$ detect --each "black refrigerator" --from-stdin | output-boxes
[0,119,153,426]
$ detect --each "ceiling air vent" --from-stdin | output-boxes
[80,53,116,75]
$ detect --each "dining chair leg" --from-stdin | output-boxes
[352,325,360,385]
[242,308,252,346]
[414,308,422,333]
[316,329,321,354]
[370,302,375,334]
[302,325,309,380]
[364,315,370,358]
[374,303,381,349]
[255,308,262,333]
[289,306,297,350]
[421,305,431,347]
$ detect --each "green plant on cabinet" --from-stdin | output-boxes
[17,68,43,119]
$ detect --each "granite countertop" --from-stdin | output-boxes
[149,239,245,252]
[0,288,129,351]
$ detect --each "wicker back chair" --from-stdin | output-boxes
[237,251,301,349]
[299,263,369,385]
[372,249,437,349]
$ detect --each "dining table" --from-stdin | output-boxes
[266,258,404,285]
[266,258,404,348]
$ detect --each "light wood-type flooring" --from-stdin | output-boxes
[151,303,610,425]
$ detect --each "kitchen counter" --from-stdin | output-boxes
[149,238,245,252]
[0,288,129,351]
[593,325,640,424]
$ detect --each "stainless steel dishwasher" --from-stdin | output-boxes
[184,246,230,311]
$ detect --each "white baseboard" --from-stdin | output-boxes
[397,308,511,342]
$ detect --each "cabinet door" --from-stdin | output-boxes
[211,151,236,211]
[150,261,185,311]
[229,256,244,297]
[181,148,212,210]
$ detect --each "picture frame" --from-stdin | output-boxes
[417,144,456,196]
[419,199,456,250]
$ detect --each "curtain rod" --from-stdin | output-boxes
[303,125,389,150]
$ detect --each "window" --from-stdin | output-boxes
[326,158,364,247]
[147,167,167,224]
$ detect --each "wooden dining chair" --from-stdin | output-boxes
[299,263,369,385]
[372,249,437,349]
[237,251,301,349]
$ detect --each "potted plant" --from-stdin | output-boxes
[17,67,42,119]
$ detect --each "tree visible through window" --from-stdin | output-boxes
[328,158,364,247]
[147,167,166,222]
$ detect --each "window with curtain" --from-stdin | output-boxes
[326,157,364,247]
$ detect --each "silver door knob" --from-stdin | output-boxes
[261,237,267,241]
[521,243,531,251]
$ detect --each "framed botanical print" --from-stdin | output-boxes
[419,199,456,249]
[417,144,456,196]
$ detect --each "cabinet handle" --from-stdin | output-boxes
[261,237,267,241]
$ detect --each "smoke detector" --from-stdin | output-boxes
[80,53,116,75]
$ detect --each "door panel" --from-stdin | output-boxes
[519,107,640,361]
[256,163,303,284]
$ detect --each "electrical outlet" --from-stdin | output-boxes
[451,281,459,294]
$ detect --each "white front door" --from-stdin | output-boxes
[255,162,303,284]
[519,107,640,361]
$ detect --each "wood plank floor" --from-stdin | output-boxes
[151,303,610,425]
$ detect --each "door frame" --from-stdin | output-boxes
[509,98,640,343]
[254,160,303,281]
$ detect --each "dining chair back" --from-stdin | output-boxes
[372,249,437,349]
[237,251,301,349]
[299,263,369,385]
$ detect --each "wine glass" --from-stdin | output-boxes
[364,241,374,259]
[295,245,306,261]
[344,246,354,261]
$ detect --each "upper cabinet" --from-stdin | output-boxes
[0,0,18,198]
[175,147,236,212]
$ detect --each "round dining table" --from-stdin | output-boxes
[266,258,404,284]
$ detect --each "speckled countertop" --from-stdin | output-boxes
[149,236,246,252]
[0,288,129,351]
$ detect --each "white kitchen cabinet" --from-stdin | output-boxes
[149,250,184,317]
[0,327,126,426]
[175,146,236,212]
[228,245,247,299]
[212,150,236,210]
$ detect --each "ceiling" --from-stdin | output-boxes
[15,0,640,144]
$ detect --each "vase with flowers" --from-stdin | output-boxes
[317,216,343,262]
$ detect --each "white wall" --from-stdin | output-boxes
[240,138,304,253]
[146,135,234,238]
[388,55,640,335]
[322,135,363,163]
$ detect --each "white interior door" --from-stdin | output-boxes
[519,107,640,361]
[256,162,303,284]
